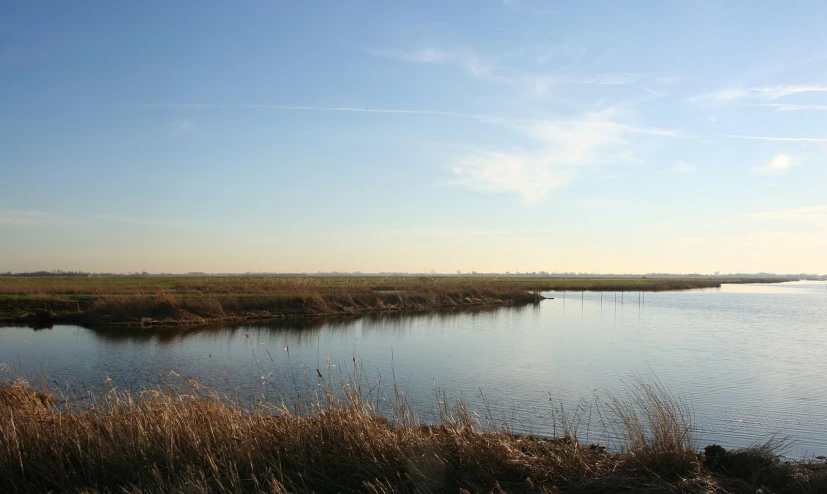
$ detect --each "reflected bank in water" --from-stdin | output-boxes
[1,281,826,456]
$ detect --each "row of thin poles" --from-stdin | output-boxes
[561,290,646,308]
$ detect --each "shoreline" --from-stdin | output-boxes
[0,290,543,328]
[0,276,796,328]
[2,379,824,493]
[0,299,542,328]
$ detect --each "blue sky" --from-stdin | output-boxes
[1,1,826,274]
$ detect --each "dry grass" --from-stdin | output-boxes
[603,378,698,477]
[1,377,823,493]
[0,275,786,299]
[1,275,792,326]
[1,282,543,326]
[79,283,542,326]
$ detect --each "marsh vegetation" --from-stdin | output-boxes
[0,276,790,327]
[1,376,823,493]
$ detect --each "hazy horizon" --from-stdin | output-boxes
[2,269,823,279]
[2,2,826,273]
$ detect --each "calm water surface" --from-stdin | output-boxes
[2,281,826,456]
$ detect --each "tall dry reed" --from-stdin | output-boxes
[1,376,822,493]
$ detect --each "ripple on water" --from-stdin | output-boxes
[1,281,826,456]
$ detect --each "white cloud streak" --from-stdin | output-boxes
[131,103,679,135]
[757,103,827,112]
[0,211,213,229]
[134,103,491,119]
[400,227,554,238]
[687,87,747,105]
[450,151,575,204]
[0,211,55,226]
[449,110,678,204]
[751,84,827,99]
[134,103,680,204]
[365,47,499,80]
[91,214,214,228]
[744,205,827,226]
[283,107,679,203]
[365,45,649,98]
[724,134,827,143]
[690,84,827,105]
[672,162,696,173]
[563,73,641,85]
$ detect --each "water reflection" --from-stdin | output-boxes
[76,304,528,345]
[1,281,826,457]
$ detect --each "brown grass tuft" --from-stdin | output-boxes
[603,378,699,478]
[0,377,822,493]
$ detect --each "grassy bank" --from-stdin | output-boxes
[1,378,823,493]
[0,281,542,327]
[0,276,794,327]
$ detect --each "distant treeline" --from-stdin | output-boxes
[1,270,823,278]
[2,271,161,277]
[2,271,97,277]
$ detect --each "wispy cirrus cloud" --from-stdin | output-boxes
[0,210,212,228]
[365,45,652,98]
[751,84,827,99]
[744,204,827,227]
[134,103,680,205]
[689,84,827,105]
[560,73,641,85]
[131,103,680,137]
[723,134,827,143]
[450,151,574,204]
[448,110,679,204]
[523,72,643,97]
[0,211,56,226]
[400,227,554,238]
[131,103,496,121]
[365,47,498,80]
[756,103,827,112]
[686,87,748,105]
[672,162,696,173]
[91,214,214,228]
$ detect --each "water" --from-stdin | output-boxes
[2,280,826,456]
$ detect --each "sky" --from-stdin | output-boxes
[1,1,826,274]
